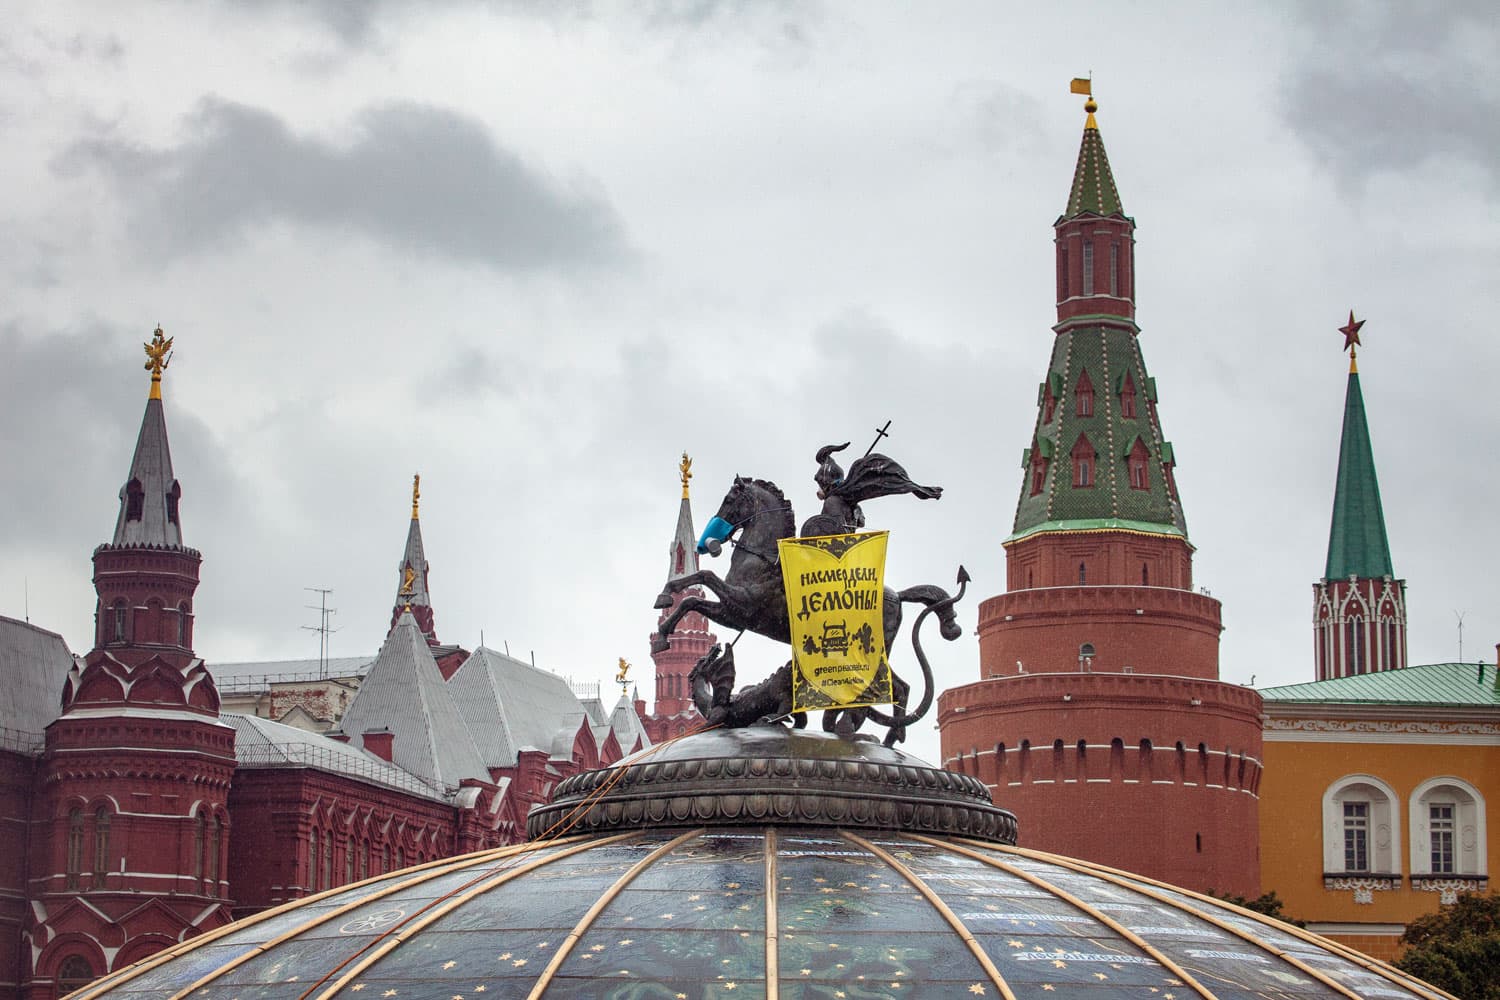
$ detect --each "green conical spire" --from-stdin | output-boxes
[1324,369,1394,579]
[1065,103,1124,218]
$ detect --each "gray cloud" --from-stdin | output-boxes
[59,98,630,272]
[1279,1,1499,187]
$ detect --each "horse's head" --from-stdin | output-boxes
[696,476,793,557]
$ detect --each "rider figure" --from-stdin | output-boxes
[799,442,941,538]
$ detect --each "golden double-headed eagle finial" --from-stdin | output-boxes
[143,325,173,400]
[679,452,693,499]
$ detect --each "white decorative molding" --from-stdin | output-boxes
[1267,718,1500,735]
[1411,876,1488,905]
[1324,875,1398,903]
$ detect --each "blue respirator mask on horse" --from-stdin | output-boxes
[697,516,734,556]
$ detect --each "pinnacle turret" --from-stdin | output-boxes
[113,327,185,548]
[1064,97,1125,219]
[1313,314,1405,680]
[391,473,437,642]
[667,452,699,581]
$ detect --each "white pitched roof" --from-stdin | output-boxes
[0,615,73,742]
[334,613,488,789]
[448,646,599,767]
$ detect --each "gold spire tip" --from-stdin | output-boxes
[411,473,421,519]
[679,452,693,500]
[142,325,173,400]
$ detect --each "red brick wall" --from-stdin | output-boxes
[940,672,1262,897]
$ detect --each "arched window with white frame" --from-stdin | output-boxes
[1409,777,1486,879]
[1322,774,1400,875]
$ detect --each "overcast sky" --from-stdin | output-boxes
[3,2,1495,764]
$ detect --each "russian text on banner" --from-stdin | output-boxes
[778,531,891,713]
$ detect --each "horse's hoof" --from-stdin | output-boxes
[652,591,674,610]
[650,636,671,654]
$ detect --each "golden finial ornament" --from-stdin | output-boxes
[143,325,173,400]
[1069,75,1097,129]
[411,473,421,519]
[679,452,693,499]
[616,657,631,692]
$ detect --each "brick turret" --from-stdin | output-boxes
[938,93,1261,897]
[1313,316,1406,679]
[641,454,716,742]
[27,329,237,997]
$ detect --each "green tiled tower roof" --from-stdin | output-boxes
[1065,116,1124,217]
[1324,370,1394,580]
[1011,323,1186,538]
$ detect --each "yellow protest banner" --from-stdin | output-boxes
[778,531,891,713]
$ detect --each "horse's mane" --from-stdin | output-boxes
[746,478,797,538]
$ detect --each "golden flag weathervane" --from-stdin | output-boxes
[1070,75,1098,127]
[143,325,173,400]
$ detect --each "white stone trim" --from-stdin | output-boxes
[1408,776,1487,878]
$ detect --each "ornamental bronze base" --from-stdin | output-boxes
[528,726,1017,845]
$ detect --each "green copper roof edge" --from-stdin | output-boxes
[1260,662,1500,707]
[1005,518,1188,545]
[1052,315,1140,334]
[1053,211,1135,226]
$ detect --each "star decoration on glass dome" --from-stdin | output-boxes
[382,992,397,998]
[969,987,986,996]
[1042,985,1055,992]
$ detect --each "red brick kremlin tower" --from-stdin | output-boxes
[640,454,716,742]
[26,329,236,996]
[938,92,1262,896]
[1312,314,1406,680]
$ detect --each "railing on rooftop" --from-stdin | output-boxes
[0,726,45,755]
[217,670,366,694]
[235,743,451,799]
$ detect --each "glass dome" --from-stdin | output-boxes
[72,731,1451,1000]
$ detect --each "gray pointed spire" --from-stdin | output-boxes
[667,452,699,582]
[112,394,184,548]
[391,474,438,641]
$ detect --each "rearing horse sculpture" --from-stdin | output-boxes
[653,476,966,746]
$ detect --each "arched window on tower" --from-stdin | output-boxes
[1075,370,1095,417]
[345,837,355,886]
[166,481,181,526]
[66,809,85,890]
[112,600,127,643]
[193,814,205,887]
[1119,372,1137,419]
[1346,615,1364,673]
[1141,563,1149,586]
[1071,434,1096,488]
[322,834,333,890]
[208,816,222,891]
[178,602,191,647]
[1109,243,1120,296]
[56,956,96,996]
[674,542,686,576]
[1078,563,1087,586]
[1082,243,1095,295]
[1127,438,1151,491]
[125,478,144,522]
[1057,246,1069,300]
[309,828,319,892]
[93,806,111,889]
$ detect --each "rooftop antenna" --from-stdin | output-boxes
[1454,610,1466,663]
[24,576,28,623]
[302,587,339,679]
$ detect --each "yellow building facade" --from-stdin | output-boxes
[1259,660,1498,961]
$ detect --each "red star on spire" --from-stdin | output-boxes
[1339,310,1364,353]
